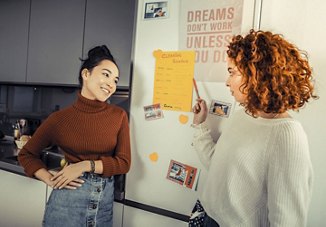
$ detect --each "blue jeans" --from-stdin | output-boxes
[203,214,220,227]
[43,172,114,227]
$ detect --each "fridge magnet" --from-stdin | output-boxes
[144,103,164,120]
[149,152,159,162]
[166,160,200,190]
[179,114,189,124]
[209,100,232,118]
[143,1,169,20]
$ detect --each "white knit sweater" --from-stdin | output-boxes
[192,110,313,227]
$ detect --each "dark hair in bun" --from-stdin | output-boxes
[78,45,118,86]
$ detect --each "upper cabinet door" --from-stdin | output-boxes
[0,0,30,83]
[27,0,85,85]
[83,0,136,88]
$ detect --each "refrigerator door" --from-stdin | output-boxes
[125,0,255,224]
[126,82,232,216]
[123,205,188,227]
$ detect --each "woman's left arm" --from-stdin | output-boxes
[99,112,131,176]
[267,124,313,226]
[51,112,130,189]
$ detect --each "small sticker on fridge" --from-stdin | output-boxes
[179,114,189,124]
[149,152,159,162]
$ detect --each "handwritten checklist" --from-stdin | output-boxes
[153,50,195,112]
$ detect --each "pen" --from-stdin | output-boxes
[193,78,200,99]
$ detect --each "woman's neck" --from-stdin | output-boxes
[258,112,290,119]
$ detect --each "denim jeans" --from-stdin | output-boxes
[203,214,220,227]
[43,172,114,227]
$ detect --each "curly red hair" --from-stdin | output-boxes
[227,29,317,116]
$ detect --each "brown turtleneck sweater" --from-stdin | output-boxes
[18,93,131,177]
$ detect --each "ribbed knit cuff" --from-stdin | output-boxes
[191,122,210,148]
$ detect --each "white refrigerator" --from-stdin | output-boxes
[123,0,256,226]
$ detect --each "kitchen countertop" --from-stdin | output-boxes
[0,141,63,176]
[0,141,126,201]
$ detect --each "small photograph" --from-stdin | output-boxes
[209,100,232,118]
[144,103,164,120]
[144,1,168,19]
[167,160,186,185]
[166,160,199,190]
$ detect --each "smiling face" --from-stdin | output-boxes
[225,58,247,104]
[81,59,119,102]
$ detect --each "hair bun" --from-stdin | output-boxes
[78,44,117,87]
[88,45,113,59]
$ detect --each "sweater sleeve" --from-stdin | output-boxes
[18,115,55,177]
[192,123,216,169]
[100,111,131,176]
[267,123,313,227]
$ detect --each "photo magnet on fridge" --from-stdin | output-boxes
[144,103,164,120]
[209,100,232,118]
[143,1,169,20]
[166,159,200,190]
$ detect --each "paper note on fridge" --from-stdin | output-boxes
[153,49,195,112]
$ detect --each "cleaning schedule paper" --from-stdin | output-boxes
[153,50,195,112]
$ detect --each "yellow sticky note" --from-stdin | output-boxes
[153,50,195,112]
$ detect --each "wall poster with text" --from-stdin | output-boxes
[179,0,244,82]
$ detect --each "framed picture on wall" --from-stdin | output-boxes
[143,1,169,20]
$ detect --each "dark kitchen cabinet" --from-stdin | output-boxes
[83,0,136,88]
[0,0,30,83]
[26,0,85,85]
[0,0,135,87]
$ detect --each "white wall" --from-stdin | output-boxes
[259,0,326,226]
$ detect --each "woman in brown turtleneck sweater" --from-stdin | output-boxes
[18,45,131,226]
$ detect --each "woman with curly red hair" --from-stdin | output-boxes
[190,30,317,227]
